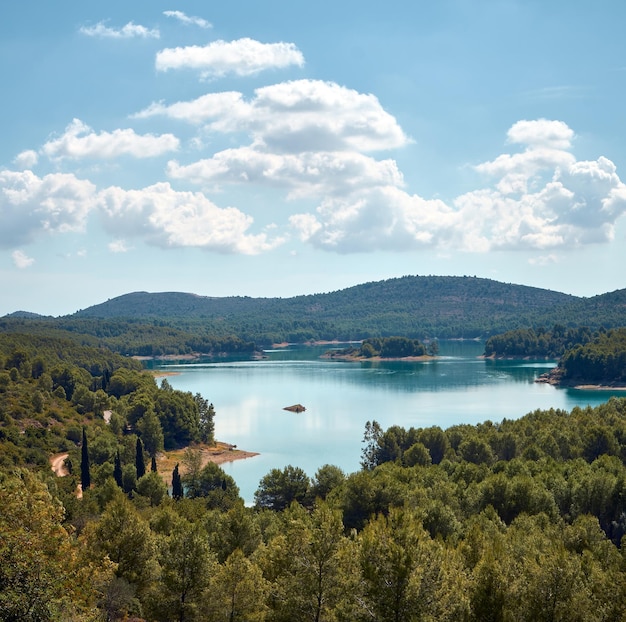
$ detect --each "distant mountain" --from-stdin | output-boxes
[69,275,623,343]
[4,276,625,350]
[2,310,48,319]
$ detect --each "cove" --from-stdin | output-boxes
[155,341,625,504]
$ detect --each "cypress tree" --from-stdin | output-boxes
[151,454,157,473]
[80,427,91,490]
[114,450,123,488]
[135,437,146,479]
[172,463,183,500]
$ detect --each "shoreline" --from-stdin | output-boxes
[157,442,260,485]
[322,352,435,362]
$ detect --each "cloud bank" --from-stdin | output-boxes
[3,20,626,263]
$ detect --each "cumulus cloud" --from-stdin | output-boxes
[12,250,35,269]
[41,119,179,160]
[167,149,404,198]
[289,120,626,253]
[0,170,97,248]
[80,21,159,39]
[163,10,212,28]
[453,122,626,251]
[139,79,409,153]
[155,38,304,78]
[98,182,283,254]
[13,150,38,170]
[133,92,248,124]
[507,119,574,149]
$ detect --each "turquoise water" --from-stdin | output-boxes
[156,341,624,504]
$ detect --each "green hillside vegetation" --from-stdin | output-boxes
[486,327,626,386]
[330,336,431,359]
[4,276,626,353]
[3,329,626,619]
[484,325,595,358]
[560,328,626,384]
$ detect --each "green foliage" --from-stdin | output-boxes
[254,465,310,511]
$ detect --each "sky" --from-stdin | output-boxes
[2,0,626,316]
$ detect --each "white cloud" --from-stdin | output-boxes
[139,79,409,153]
[108,239,131,253]
[133,92,249,124]
[289,120,626,253]
[290,186,456,252]
[80,21,159,39]
[12,250,35,269]
[13,150,38,169]
[507,119,574,149]
[163,11,212,28]
[155,38,304,78]
[167,149,404,198]
[0,170,96,248]
[41,119,179,160]
[98,182,283,254]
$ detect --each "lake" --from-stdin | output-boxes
[155,341,625,504]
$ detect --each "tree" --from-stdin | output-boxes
[151,454,158,473]
[136,472,168,507]
[172,463,183,501]
[81,427,91,490]
[205,549,269,621]
[254,465,310,511]
[361,420,383,470]
[136,437,146,479]
[0,469,96,620]
[137,408,165,458]
[114,450,123,488]
[182,462,240,509]
[85,494,158,598]
[157,519,215,622]
[194,394,215,444]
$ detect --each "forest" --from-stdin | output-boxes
[3,327,626,621]
[5,276,626,350]
[485,326,626,386]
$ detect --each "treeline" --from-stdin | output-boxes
[0,317,257,357]
[4,399,626,620]
[560,328,626,383]
[5,277,626,349]
[485,326,626,385]
[484,325,595,358]
[333,336,430,358]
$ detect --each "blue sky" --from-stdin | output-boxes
[2,0,626,316]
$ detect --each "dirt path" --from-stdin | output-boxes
[50,452,69,477]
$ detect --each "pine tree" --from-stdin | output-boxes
[135,437,146,479]
[151,454,157,473]
[80,427,91,490]
[114,450,123,488]
[172,463,183,500]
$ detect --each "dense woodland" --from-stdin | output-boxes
[5,276,626,349]
[3,280,626,620]
[3,325,626,621]
[485,327,626,386]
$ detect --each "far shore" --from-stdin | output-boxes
[321,352,435,362]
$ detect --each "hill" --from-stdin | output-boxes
[71,276,583,342]
[4,276,626,349]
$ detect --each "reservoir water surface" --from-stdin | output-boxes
[156,341,624,504]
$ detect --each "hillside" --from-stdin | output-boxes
[70,276,585,343]
[4,275,626,348]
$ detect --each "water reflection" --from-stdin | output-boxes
[157,341,623,503]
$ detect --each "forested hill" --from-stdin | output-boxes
[68,275,626,343]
